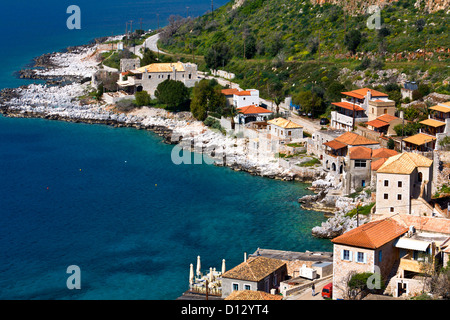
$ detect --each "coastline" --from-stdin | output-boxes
[0,39,324,183]
[0,35,367,240]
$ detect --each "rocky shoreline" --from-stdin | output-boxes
[0,36,349,239]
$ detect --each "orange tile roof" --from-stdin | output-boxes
[237,105,272,115]
[402,133,436,146]
[332,218,409,249]
[349,146,372,159]
[377,152,433,174]
[235,90,252,96]
[221,256,286,282]
[267,117,303,129]
[376,114,399,123]
[225,290,283,301]
[366,119,390,128]
[332,102,365,112]
[374,215,450,236]
[323,140,347,150]
[371,158,388,171]
[341,88,389,100]
[335,132,379,146]
[371,148,398,159]
[221,88,240,96]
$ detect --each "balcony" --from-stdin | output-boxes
[399,253,431,274]
[331,111,368,129]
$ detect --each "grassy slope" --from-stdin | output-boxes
[159,0,449,101]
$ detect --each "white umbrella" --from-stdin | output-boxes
[221,259,226,274]
[196,255,201,277]
[189,263,194,286]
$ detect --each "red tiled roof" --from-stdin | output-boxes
[341,88,389,100]
[221,88,240,96]
[237,105,272,114]
[332,102,365,112]
[376,114,399,123]
[332,218,408,249]
[335,132,379,146]
[324,140,347,150]
[366,119,390,128]
[235,90,252,96]
[371,148,398,159]
[349,146,372,159]
[371,158,388,171]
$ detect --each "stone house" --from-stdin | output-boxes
[234,105,273,125]
[267,117,303,142]
[331,88,395,132]
[220,256,287,298]
[117,61,198,97]
[401,81,418,100]
[371,214,450,298]
[331,218,409,300]
[375,152,434,216]
[366,114,403,137]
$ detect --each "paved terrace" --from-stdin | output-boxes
[249,248,333,263]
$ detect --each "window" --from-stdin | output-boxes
[357,252,366,263]
[384,109,387,114]
[384,180,389,187]
[361,180,366,187]
[342,249,351,261]
[355,160,366,168]
[378,250,382,263]
[390,207,394,212]
[244,284,251,290]
[384,194,389,200]
[232,283,239,291]
[273,273,278,286]
[398,181,402,188]
[397,194,402,200]
[288,131,292,136]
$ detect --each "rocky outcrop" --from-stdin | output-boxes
[311,0,449,14]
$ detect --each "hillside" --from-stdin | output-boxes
[158,0,449,116]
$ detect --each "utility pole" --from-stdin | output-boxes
[129,20,133,34]
[205,279,209,300]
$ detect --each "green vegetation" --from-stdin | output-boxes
[159,0,449,116]
[190,79,227,121]
[346,203,375,218]
[297,157,320,167]
[155,79,190,110]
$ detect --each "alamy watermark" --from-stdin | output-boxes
[66,5,81,30]
[366,5,381,30]
[66,265,81,290]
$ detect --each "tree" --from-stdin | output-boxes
[293,90,324,118]
[155,80,190,109]
[347,272,384,300]
[190,79,226,121]
[387,138,395,150]
[205,43,232,70]
[344,30,362,54]
[135,90,151,107]
[141,48,158,66]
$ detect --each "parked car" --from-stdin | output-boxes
[322,282,332,299]
[320,118,329,125]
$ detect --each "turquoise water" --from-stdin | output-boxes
[0,0,332,300]
[0,116,331,299]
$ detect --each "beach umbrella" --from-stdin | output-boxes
[221,259,226,274]
[196,255,201,277]
[189,263,194,286]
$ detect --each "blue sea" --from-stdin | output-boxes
[0,1,331,300]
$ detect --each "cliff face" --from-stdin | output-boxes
[311,0,449,13]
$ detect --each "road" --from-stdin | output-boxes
[285,277,333,300]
